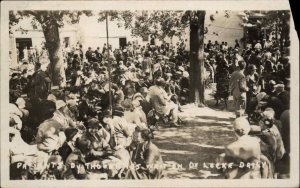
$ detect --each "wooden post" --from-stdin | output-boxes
[106,12,113,117]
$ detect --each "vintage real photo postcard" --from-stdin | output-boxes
[1,0,299,187]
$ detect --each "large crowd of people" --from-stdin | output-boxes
[9,34,290,179]
[207,38,290,179]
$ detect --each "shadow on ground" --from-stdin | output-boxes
[153,102,237,179]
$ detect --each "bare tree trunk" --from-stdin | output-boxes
[41,19,66,87]
[189,11,206,107]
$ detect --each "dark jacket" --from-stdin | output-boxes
[263,96,285,120]
[28,69,51,100]
[58,142,73,163]
[277,91,290,110]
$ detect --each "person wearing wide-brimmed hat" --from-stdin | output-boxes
[80,118,111,160]
[99,109,132,170]
[147,78,180,127]
[101,108,132,150]
[216,117,274,179]
[36,117,66,154]
[52,100,74,130]
[133,87,151,116]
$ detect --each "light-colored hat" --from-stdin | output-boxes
[47,93,57,102]
[263,108,275,119]
[178,66,185,72]
[268,80,276,85]
[67,100,78,108]
[133,93,144,100]
[183,71,189,78]
[51,86,59,90]
[131,99,141,108]
[157,55,163,60]
[103,83,110,92]
[9,126,19,135]
[166,73,172,77]
[9,103,23,117]
[16,98,26,109]
[274,83,285,88]
[10,114,22,130]
[163,56,169,60]
[256,92,267,102]
[56,100,66,109]
[176,71,182,75]
[233,117,251,136]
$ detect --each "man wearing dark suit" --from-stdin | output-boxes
[230,60,249,117]
[275,82,290,110]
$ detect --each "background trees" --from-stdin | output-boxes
[100,10,207,106]
[10,10,92,87]
[10,10,208,105]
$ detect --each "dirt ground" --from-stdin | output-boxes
[153,88,239,179]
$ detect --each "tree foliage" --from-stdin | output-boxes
[10,10,93,27]
[9,10,93,86]
[97,10,207,105]
[97,10,198,41]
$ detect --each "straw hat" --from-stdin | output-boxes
[56,100,66,110]
[182,71,189,78]
[233,117,251,136]
[16,98,26,109]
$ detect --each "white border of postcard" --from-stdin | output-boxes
[1,0,299,187]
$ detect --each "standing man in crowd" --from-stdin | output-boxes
[230,60,248,117]
[27,62,51,100]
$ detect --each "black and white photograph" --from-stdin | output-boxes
[1,0,299,187]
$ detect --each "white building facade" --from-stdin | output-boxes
[10,11,244,64]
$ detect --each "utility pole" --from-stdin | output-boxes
[106,12,113,117]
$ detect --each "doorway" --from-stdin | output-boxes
[16,38,32,60]
[119,37,127,49]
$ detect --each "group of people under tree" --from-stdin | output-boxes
[208,36,290,178]
[9,39,191,180]
[9,28,290,179]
